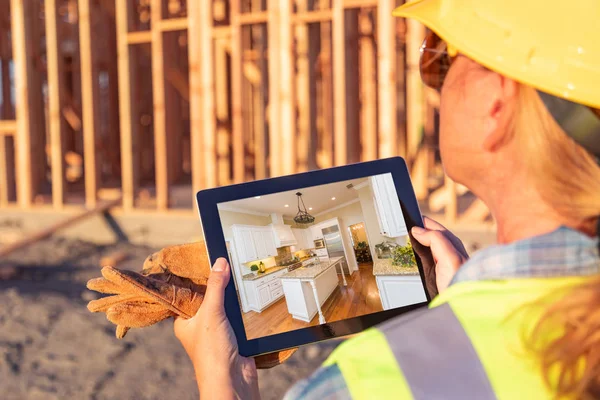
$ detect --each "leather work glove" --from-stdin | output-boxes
[86,242,297,369]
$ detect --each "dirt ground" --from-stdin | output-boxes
[0,229,494,400]
[0,237,342,400]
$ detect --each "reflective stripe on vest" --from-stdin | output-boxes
[323,277,587,400]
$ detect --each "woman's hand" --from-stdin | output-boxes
[411,216,469,293]
[174,258,259,400]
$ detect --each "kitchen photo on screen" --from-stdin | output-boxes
[217,173,426,340]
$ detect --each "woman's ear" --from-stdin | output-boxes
[482,76,519,152]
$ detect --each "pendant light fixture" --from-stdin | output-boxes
[293,192,315,226]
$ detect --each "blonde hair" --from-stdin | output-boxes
[513,85,600,399]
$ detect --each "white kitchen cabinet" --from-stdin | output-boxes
[370,174,408,238]
[233,225,277,263]
[292,228,314,250]
[304,229,314,249]
[253,229,268,259]
[291,228,305,250]
[243,268,288,312]
[376,275,427,310]
[310,224,324,241]
[260,229,278,257]
[257,285,271,307]
[235,227,257,263]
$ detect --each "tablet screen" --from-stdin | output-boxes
[216,172,427,340]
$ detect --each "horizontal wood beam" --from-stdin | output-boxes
[239,11,268,25]
[126,31,152,44]
[293,10,332,23]
[155,17,188,32]
[0,120,17,134]
[344,0,378,8]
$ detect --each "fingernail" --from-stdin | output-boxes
[412,226,425,235]
[213,258,227,272]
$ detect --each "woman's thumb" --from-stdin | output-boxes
[411,226,434,246]
[203,258,231,311]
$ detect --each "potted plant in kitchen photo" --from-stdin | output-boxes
[250,264,259,275]
[374,241,397,259]
[391,244,417,268]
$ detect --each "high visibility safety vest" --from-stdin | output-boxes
[323,276,587,400]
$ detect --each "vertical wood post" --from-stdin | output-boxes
[267,0,281,176]
[79,0,102,208]
[116,1,140,210]
[11,0,45,208]
[279,0,296,175]
[295,0,310,173]
[151,0,169,209]
[377,0,397,159]
[45,0,67,208]
[231,0,245,182]
[189,0,216,191]
[332,0,346,166]
[252,21,268,179]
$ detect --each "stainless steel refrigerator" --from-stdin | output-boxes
[322,225,350,275]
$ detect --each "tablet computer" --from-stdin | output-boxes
[196,156,432,357]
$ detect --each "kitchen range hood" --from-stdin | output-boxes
[269,213,297,247]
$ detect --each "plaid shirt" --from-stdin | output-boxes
[283,226,600,400]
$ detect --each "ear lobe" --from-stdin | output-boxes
[481,76,518,152]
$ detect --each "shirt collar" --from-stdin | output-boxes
[450,226,600,285]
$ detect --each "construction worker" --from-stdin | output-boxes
[174,0,600,398]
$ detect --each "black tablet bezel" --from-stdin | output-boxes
[196,156,432,357]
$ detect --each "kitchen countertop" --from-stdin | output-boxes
[372,258,420,276]
[280,256,343,280]
[242,266,288,281]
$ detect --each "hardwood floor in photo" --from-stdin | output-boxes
[242,263,383,339]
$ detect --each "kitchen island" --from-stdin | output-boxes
[280,256,343,324]
[373,258,427,310]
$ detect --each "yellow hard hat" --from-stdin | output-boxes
[393,0,600,157]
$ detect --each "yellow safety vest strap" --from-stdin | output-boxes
[378,303,496,399]
[323,328,414,399]
[325,303,496,399]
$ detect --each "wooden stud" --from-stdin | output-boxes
[460,198,491,223]
[45,0,67,209]
[79,0,102,208]
[267,0,281,176]
[0,134,13,206]
[239,11,269,25]
[151,0,170,209]
[406,19,425,166]
[293,10,333,23]
[319,17,334,169]
[377,0,397,159]
[279,0,295,175]
[11,0,46,208]
[231,0,245,183]
[358,9,377,162]
[332,0,346,166]
[250,2,267,179]
[156,17,188,32]
[189,0,217,191]
[295,0,310,173]
[127,31,153,44]
[116,1,140,210]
